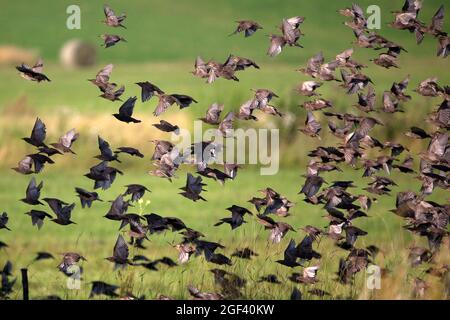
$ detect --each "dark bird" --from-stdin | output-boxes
[50,129,79,154]
[297,235,321,260]
[22,117,47,147]
[123,184,150,202]
[154,93,197,116]
[179,173,207,201]
[393,155,415,173]
[75,188,102,208]
[405,126,431,139]
[204,250,232,266]
[115,146,144,158]
[338,226,368,250]
[26,153,55,174]
[85,161,123,190]
[230,20,262,37]
[0,212,10,231]
[299,175,325,199]
[25,210,52,230]
[21,177,44,205]
[102,5,126,28]
[35,252,54,261]
[276,239,301,268]
[197,167,232,185]
[113,96,140,123]
[391,75,411,101]
[95,136,120,162]
[258,274,282,284]
[16,58,50,82]
[214,205,252,230]
[0,261,16,298]
[355,86,376,112]
[100,34,126,48]
[89,281,119,298]
[152,120,180,134]
[104,195,130,221]
[43,198,76,225]
[231,248,258,260]
[106,234,132,269]
[136,81,164,102]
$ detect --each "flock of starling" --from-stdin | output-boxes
[3,1,449,300]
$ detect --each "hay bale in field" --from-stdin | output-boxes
[0,45,37,65]
[60,39,96,68]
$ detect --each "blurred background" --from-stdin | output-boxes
[0,0,448,299]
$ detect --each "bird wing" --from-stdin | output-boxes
[113,235,129,261]
[31,118,46,144]
[118,97,137,117]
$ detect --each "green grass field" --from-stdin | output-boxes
[0,0,449,300]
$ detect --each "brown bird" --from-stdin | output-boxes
[100,84,125,101]
[289,265,320,284]
[12,156,34,175]
[302,98,332,111]
[371,53,399,69]
[16,58,50,82]
[299,112,321,138]
[50,129,79,154]
[414,77,443,97]
[102,5,126,28]
[153,93,197,116]
[188,285,224,300]
[382,91,403,113]
[230,20,262,37]
[267,34,287,57]
[200,103,224,125]
[58,252,86,275]
[100,34,127,48]
[256,214,295,243]
[218,111,235,137]
[89,64,114,92]
[437,35,449,58]
[296,81,322,96]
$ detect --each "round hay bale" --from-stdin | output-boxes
[60,39,97,68]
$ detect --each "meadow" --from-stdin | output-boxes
[0,0,449,300]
